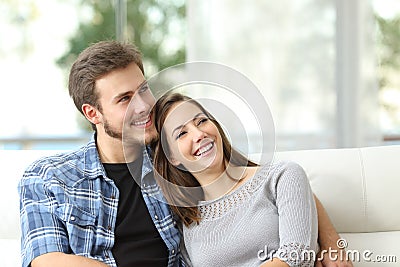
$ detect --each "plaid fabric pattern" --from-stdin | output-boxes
[18,135,183,267]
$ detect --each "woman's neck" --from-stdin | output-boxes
[194,164,252,201]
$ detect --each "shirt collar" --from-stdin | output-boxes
[83,133,154,181]
[82,133,107,180]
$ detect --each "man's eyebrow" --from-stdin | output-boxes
[113,91,131,101]
[171,112,205,137]
[137,80,148,90]
[113,80,148,101]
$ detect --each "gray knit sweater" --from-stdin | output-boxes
[183,161,318,267]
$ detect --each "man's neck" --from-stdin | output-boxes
[96,132,141,163]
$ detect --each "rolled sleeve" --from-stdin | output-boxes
[19,174,70,267]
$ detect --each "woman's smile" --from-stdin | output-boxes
[193,140,215,158]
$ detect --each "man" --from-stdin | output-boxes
[18,41,352,267]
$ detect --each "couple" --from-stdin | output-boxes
[18,41,352,267]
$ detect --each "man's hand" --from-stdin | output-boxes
[31,252,110,267]
[313,195,353,267]
[315,245,354,267]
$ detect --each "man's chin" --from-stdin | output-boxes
[122,135,144,146]
[103,129,123,140]
[121,125,157,146]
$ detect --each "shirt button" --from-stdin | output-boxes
[154,214,158,220]
[70,216,76,221]
[108,225,112,231]
[171,249,175,254]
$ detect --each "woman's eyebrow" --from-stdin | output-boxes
[172,125,184,137]
[193,112,205,119]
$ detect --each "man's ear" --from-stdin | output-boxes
[82,104,102,125]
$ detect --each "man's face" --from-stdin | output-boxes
[95,62,157,145]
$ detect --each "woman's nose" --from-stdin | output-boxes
[191,126,206,143]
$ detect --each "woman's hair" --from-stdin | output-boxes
[152,92,258,226]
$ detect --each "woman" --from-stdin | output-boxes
[152,92,318,267]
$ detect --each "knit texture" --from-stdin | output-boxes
[183,161,318,267]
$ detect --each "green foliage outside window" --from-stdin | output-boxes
[375,12,400,134]
[56,0,185,75]
[375,14,400,88]
[55,0,186,132]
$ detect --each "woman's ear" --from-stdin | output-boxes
[170,156,181,167]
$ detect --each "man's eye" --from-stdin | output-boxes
[176,131,187,140]
[139,85,149,93]
[119,96,130,102]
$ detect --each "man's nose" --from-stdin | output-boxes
[131,94,150,114]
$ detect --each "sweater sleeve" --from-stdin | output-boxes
[273,161,318,266]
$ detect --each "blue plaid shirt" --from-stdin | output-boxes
[18,135,184,267]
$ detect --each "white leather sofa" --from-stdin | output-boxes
[275,146,400,266]
[2,146,399,267]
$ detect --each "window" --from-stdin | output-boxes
[372,0,400,143]
[0,0,185,149]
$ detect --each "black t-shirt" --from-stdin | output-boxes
[103,158,168,267]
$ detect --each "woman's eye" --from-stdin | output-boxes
[176,131,187,140]
[197,118,208,125]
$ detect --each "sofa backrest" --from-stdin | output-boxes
[2,146,399,266]
[275,145,400,233]
[275,145,400,266]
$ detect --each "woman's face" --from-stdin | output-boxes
[162,101,224,174]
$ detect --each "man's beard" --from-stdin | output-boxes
[103,117,158,145]
[103,119,122,139]
[145,127,159,145]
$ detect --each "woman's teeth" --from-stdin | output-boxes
[195,142,214,156]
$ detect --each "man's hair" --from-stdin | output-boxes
[68,40,144,130]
